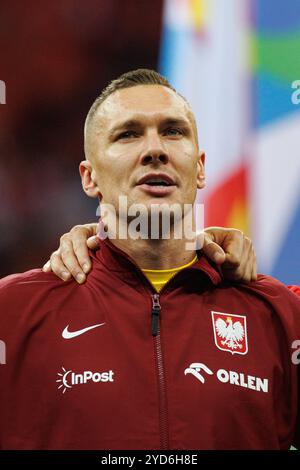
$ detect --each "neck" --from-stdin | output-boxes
[101,210,197,270]
[112,237,196,270]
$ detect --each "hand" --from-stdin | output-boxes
[43,224,257,283]
[43,223,99,283]
[203,227,257,282]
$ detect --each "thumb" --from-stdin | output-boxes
[42,260,51,272]
[203,238,226,264]
[87,235,100,251]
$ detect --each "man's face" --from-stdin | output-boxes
[81,85,205,215]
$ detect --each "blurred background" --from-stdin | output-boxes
[0,0,299,284]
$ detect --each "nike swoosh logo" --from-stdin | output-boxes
[62,323,106,339]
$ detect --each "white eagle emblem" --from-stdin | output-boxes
[211,311,248,355]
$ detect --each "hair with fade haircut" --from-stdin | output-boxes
[86,69,176,126]
[84,68,198,157]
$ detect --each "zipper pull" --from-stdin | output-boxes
[151,293,161,337]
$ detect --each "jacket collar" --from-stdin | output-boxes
[93,237,223,290]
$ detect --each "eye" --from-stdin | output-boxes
[117,130,139,140]
[164,127,183,136]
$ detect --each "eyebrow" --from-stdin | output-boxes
[108,116,192,138]
[109,119,141,136]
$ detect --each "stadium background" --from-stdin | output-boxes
[0,0,299,285]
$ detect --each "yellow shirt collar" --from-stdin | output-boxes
[142,255,198,292]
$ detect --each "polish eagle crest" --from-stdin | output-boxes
[211,311,248,355]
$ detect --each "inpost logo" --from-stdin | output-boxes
[0,81,6,104]
[57,366,114,394]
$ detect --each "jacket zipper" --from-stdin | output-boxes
[105,240,170,448]
[151,293,169,450]
[151,293,161,336]
[150,270,191,449]
[149,268,195,449]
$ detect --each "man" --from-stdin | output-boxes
[0,69,299,450]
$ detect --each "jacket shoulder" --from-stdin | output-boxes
[250,274,300,300]
[0,269,61,294]
[239,274,300,332]
[0,269,68,314]
[0,269,79,335]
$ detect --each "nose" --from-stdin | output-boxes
[140,132,169,166]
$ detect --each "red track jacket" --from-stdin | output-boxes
[0,239,299,450]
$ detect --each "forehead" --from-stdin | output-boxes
[97,85,192,130]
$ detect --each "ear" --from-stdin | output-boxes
[79,161,102,199]
[196,151,206,189]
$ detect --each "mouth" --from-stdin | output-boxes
[137,173,176,187]
[136,173,177,197]
[144,180,170,186]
